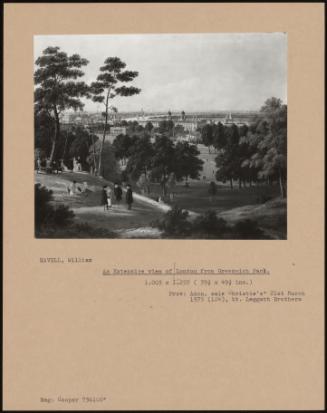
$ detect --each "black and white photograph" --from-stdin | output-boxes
[34,33,287,239]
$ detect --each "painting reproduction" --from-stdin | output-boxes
[34,33,287,239]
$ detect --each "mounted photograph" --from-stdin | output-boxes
[34,33,287,239]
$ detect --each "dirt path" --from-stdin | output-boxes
[35,172,167,237]
[72,204,164,237]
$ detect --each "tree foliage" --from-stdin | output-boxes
[34,47,90,162]
[89,57,141,175]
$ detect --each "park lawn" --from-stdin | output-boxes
[35,171,111,208]
[35,172,286,239]
[146,181,281,214]
[35,171,165,236]
[218,197,287,239]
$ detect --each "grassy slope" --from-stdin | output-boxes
[218,197,287,239]
[35,172,165,236]
[35,172,286,239]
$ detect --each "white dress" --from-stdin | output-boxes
[106,190,112,207]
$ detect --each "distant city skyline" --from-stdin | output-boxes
[34,33,287,112]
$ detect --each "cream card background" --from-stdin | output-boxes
[3,3,324,410]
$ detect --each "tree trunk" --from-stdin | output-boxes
[91,134,97,174]
[238,178,242,189]
[230,178,233,190]
[49,107,60,164]
[97,90,110,176]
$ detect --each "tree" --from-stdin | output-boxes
[88,141,120,181]
[242,98,287,197]
[68,127,98,170]
[151,136,175,195]
[125,136,154,180]
[215,124,240,189]
[201,124,214,152]
[34,47,89,163]
[173,141,204,182]
[158,119,174,136]
[34,109,54,157]
[89,57,141,176]
[257,98,287,197]
[213,122,226,150]
[137,172,151,194]
[112,134,136,161]
[167,172,177,200]
[145,121,154,133]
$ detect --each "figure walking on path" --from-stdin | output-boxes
[126,184,133,210]
[101,185,108,211]
[114,183,123,203]
[106,186,112,209]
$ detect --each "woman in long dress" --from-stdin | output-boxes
[106,187,112,209]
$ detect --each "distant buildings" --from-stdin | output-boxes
[59,109,259,137]
[104,127,127,142]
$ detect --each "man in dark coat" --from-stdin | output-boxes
[114,183,123,203]
[126,184,133,210]
[101,185,108,211]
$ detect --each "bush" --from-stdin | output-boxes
[231,219,266,239]
[35,184,75,232]
[36,223,117,239]
[153,207,268,239]
[52,204,75,227]
[155,206,191,237]
[192,210,228,238]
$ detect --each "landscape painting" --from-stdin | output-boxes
[34,33,287,239]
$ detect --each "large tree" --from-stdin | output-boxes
[215,124,240,189]
[201,123,214,152]
[173,141,203,182]
[241,98,287,197]
[124,136,154,180]
[212,121,226,150]
[34,47,90,163]
[90,57,141,176]
[255,98,287,197]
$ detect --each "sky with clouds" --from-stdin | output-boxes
[34,33,287,113]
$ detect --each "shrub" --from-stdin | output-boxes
[192,210,228,238]
[35,184,54,229]
[35,184,75,231]
[231,219,266,239]
[52,204,75,227]
[155,206,191,237]
[36,223,117,239]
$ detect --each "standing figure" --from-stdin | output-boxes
[36,157,42,174]
[125,184,133,210]
[208,181,217,203]
[45,158,52,174]
[69,180,77,195]
[106,186,112,209]
[101,185,108,211]
[114,183,123,203]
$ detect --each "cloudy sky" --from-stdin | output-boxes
[34,33,287,112]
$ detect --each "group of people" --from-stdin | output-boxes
[101,183,134,211]
[36,157,64,174]
[66,180,88,196]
